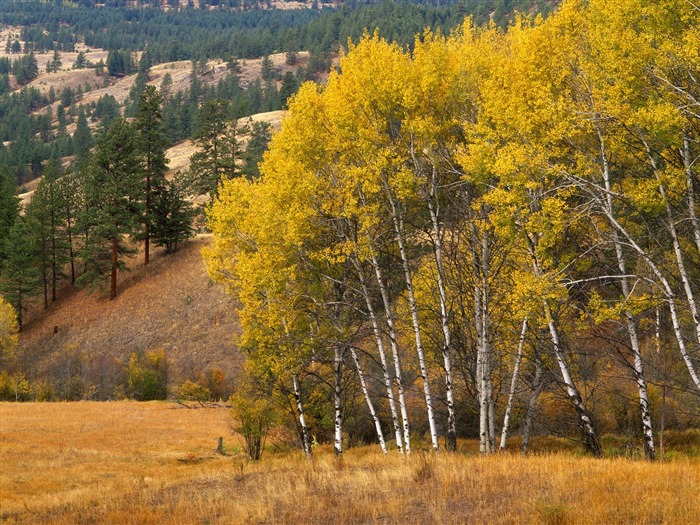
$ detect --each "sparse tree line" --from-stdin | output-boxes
[0,82,276,323]
[0,86,196,321]
[206,0,700,460]
[0,46,293,187]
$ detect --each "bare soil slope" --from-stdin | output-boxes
[17,235,243,387]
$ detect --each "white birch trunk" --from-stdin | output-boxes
[599,132,655,459]
[500,317,528,452]
[385,185,439,451]
[643,138,700,362]
[427,169,457,451]
[682,134,700,255]
[292,373,313,461]
[521,347,543,455]
[333,345,344,456]
[351,254,403,453]
[526,233,602,456]
[350,347,388,455]
[478,224,495,454]
[600,204,700,391]
[471,223,489,454]
[369,249,412,454]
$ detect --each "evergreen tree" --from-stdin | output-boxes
[187,99,244,201]
[25,161,69,305]
[0,217,40,329]
[260,55,275,81]
[150,174,195,253]
[134,85,169,265]
[73,51,86,69]
[73,106,93,158]
[77,118,143,299]
[242,120,271,180]
[0,166,20,265]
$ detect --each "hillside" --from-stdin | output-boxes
[15,235,244,395]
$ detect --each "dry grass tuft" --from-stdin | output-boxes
[1,401,698,524]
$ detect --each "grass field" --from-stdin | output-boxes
[1,402,698,524]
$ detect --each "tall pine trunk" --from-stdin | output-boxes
[110,237,118,300]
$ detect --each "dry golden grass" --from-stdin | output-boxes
[1,401,698,524]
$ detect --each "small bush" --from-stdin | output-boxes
[178,379,211,401]
[0,371,31,401]
[230,374,278,461]
[124,349,168,401]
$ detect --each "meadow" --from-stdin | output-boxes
[1,402,698,524]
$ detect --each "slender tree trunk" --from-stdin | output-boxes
[50,201,58,302]
[644,139,700,362]
[369,248,411,454]
[385,184,439,451]
[350,347,387,455]
[500,317,528,451]
[477,224,494,454]
[682,133,700,255]
[521,346,543,455]
[599,131,655,459]
[41,237,48,309]
[333,345,344,456]
[64,181,76,284]
[427,176,457,451]
[110,237,118,300]
[601,205,700,391]
[526,233,602,457]
[145,168,151,265]
[544,300,601,456]
[292,373,312,461]
[352,253,403,453]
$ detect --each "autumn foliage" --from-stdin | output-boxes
[205,0,700,458]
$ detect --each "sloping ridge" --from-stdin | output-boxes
[17,235,244,390]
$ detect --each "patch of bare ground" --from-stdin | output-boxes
[1,401,698,524]
[16,235,244,385]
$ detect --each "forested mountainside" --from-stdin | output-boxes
[2,0,699,462]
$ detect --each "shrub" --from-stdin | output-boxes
[178,379,211,401]
[124,349,168,400]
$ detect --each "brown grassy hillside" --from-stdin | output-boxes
[16,235,244,391]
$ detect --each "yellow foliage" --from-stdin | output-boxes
[0,297,19,365]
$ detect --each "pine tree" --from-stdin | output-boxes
[25,161,70,305]
[187,99,243,201]
[134,86,169,265]
[242,120,270,179]
[0,218,41,329]
[77,118,143,300]
[260,55,275,81]
[0,166,20,265]
[73,107,93,158]
[150,174,195,253]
